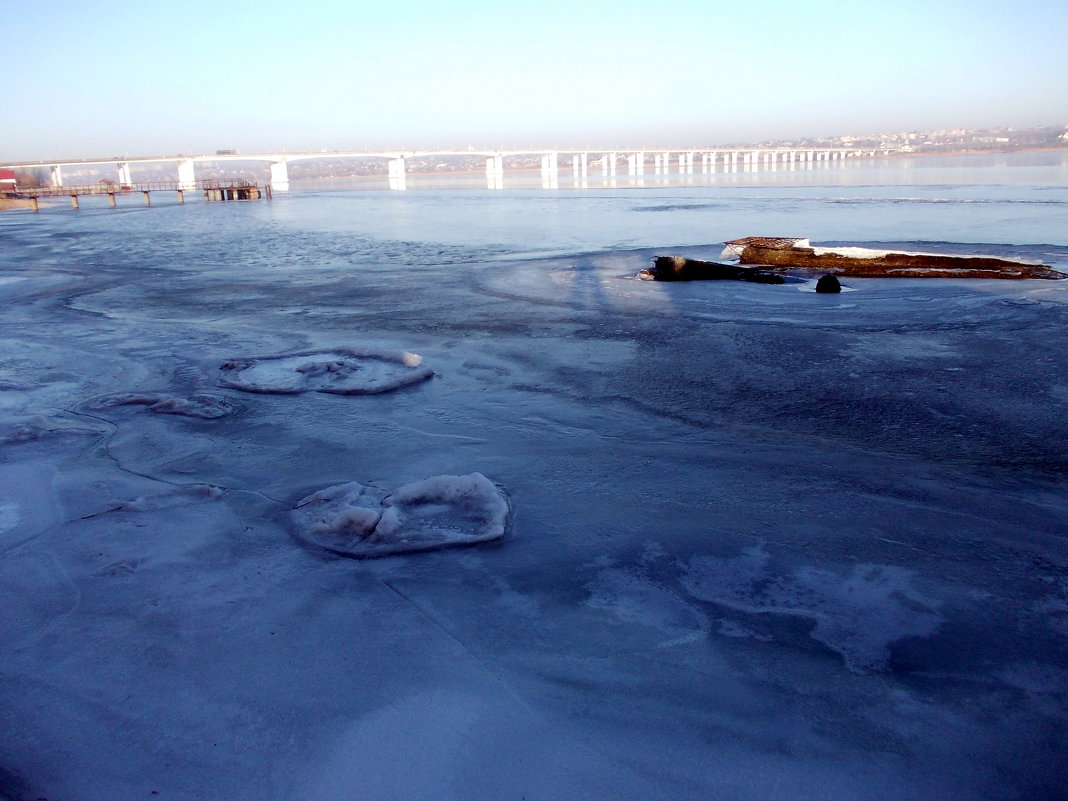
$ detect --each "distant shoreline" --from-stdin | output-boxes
[884,145,1068,159]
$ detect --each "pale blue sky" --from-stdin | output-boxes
[3,0,1066,160]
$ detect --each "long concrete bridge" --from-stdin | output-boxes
[2,147,893,192]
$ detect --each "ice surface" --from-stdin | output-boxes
[291,473,509,557]
[218,348,433,395]
[2,167,1068,801]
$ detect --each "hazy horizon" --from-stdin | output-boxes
[4,0,1067,161]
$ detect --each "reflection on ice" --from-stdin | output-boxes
[291,473,510,557]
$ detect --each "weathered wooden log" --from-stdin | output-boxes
[640,256,786,283]
[724,237,1065,280]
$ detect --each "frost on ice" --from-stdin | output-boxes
[82,484,226,518]
[218,348,433,395]
[681,546,943,672]
[88,392,240,419]
[2,414,100,443]
[291,473,510,557]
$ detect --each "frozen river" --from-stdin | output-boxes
[2,153,1067,800]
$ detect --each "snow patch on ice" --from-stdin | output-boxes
[291,473,509,558]
[89,392,240,419]
[681,546,943,672]
[218,348,433,395]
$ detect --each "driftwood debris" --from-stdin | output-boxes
[815,274,842,293]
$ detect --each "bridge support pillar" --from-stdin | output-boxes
[117,162,132,187]
[573,152,588,184]
[270,160,291,192]
[50,165,63,188]
[387,157,407,190]
[485,155,503,189]
[540,151,558,188]
[177,159,196,191]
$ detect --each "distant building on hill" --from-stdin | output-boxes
[0,169,16,193]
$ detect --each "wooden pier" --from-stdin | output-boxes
[13,179,271,211]
[201,180,272,202]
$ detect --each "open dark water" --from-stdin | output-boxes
[1,152,1067,801]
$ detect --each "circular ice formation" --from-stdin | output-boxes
[89,392,240,419]
[291,473,510,558]
[218,348,433,395]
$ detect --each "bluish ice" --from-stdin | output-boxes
[1,152,1066,800]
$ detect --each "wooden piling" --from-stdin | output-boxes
[108,193,117,208]
[70,195,79,210]
[142,191,151,206]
